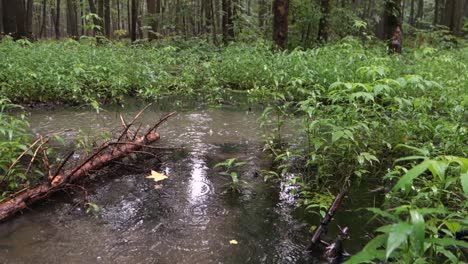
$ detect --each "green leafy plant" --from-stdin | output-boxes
[214,158,250,194]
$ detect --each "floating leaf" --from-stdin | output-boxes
[146,170,168,182]
[229,240,238,245]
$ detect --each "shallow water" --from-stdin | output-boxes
[0,103,380,264]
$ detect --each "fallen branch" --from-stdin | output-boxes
[0,110,175,222]
[308,177,350,249]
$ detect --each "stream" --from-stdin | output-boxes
[0,103,379,264]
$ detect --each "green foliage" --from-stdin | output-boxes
[347,156,468,263]
[214,158,249,194]
[0,97,31,199]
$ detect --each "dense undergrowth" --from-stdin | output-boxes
[0,37,467,262]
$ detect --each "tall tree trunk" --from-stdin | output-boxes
[55,0,61,38]
[40,0,47,37]
[117,0,121,29]
[272,0,288,49]
[147,0,158,39]
[87,0,100,35]
[382,0,402,40]
[409,0,415,25]
[127,0,131,32]
[67,0,79,38]
[258,0,267,34]
[80,0,84,35]
[98,0,104,18]
[131,0,138,41]
[433,0,439,25]
[317,0,330,42]
[16,0,27,38]
[0,0,3,33]
[415,0,423,21]
[222,0,234,43]
[442,0,464,35]
[26,0,33,35]
[104,0,111,37]
[210,0,218,44]
[2,0,17,36]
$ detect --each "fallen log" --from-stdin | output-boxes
[0,109,175,222]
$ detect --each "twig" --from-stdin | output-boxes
[25,137,50,178]
[50,151,75,183]
[131,150,160,158]
[143,112,177,138]
[107,142,181,150]
[41,147,51,179]
[116,104,152,142]
[3,137,42,175]
[132,122,143,141]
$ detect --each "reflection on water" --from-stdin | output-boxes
[0,105,311,264]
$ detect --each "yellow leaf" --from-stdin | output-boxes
[146,170,168,182]
[229,240,238,245]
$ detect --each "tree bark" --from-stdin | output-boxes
[0,0,3,33]
[433,0,439,25]
[87,0,101,35]
[40,0,47,37]
[382,0,401,40]
[272,0,288,49]
[67,0,79,38]
[104,0,111,37]
[147,0,158,39]
[55,0,61,39]
[442,0,464,35]
[415,0,423,21]
[16,0,27,38]
[409,0,415,25]
[26,0,33,36]
[2,0,17,36]
[317,0,330,42]
[222,0,234,43]
[131,0,138,41]
[258,0,267,34]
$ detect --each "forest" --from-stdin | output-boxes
[0,0,467,263]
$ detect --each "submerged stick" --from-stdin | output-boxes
[309,178,350,246]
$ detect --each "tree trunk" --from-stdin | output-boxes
[317,0,330,42]
[442,0,464,35]
[26,0,33,36]
[415,0,423,21]
[258,0,267,34]
[2,0,17,36]
[131,0,138,41]
[272,0,288,49]
[222,0,234,43]
[87,0,100,35]
[104,0,111,37]
[0,0,3,33]
[40,0,47,37]
[434,0,439,25]
[67,0,79,38]
[147,0,158,39]
[117,0,121,29]
[409,0,415,25]
[16,0,27,38]
[55,0,61,39]
[382,0,401,40]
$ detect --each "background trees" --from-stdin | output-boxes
[0,0,466,46]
